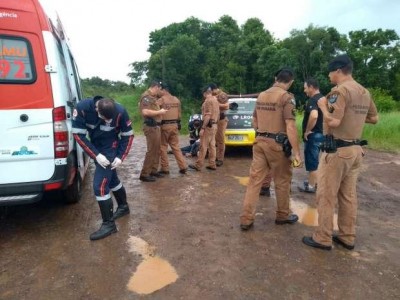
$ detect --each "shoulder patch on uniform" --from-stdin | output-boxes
[290,98,296,106]
[142,97,150,104]
[328,93,338,104]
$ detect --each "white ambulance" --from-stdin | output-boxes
[0,0,89,205]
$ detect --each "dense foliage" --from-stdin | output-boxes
[127,17,400,107]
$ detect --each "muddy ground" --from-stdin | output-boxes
[0,136,399,300]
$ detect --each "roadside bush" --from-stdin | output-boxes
[369,88,397,112]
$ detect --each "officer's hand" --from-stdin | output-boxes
[292,153,303,168]
[111,157,122,170]
[96,154,110,169]
[159,108,168,115]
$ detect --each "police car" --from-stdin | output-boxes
[224,97,257,146]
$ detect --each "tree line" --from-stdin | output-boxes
[127,16,400,109]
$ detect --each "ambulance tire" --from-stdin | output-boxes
[63,173,82,204]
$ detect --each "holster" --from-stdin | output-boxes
[275,133,292,157]
[320,135,337,153]
[144,118,158,127]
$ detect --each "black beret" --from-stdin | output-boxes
[328,54,352,72]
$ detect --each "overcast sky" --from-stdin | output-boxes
[39,0,399,83]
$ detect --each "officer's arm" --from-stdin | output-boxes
[286,119,301,157]
[365,115,378,124]
[365,100,379,124]
[72,108,99,159]
[317,97,341,128]
[116,109,134,161]
[219,102,229,110]
[142,108,166,117]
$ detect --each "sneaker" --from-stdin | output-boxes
[298,182,316,193]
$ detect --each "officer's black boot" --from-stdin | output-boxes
[112,186,130,220]
[90,199,118,241]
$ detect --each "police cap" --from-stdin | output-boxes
[328,54,352,72]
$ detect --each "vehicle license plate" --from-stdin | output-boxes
[228,135,244,141]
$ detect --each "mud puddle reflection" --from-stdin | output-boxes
[127,236,178,295]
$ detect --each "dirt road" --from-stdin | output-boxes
[0,136,399,299]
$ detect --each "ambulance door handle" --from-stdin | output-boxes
[20,114,29,122]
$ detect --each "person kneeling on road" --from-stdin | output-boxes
[72,96,134,241]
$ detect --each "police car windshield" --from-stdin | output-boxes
[228,99,256,112]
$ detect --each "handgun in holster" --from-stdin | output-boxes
[320,135,337,153]
[275,133,292,157]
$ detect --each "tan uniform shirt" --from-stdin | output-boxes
[325,79,378,140]
[159,93,181,121]
[254,83,296,134]
[215,90,229,113]
[139,90,162,123]
[202,96,220,124]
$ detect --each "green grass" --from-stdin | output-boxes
[296,111,400,153]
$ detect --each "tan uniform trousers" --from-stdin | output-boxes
[194,125,217,169]
[140,125,161,177]
[312,146,363,246]
[216,118,228,161]
[262,172,273,188]
[240,139,292,225]
[160,124,187,171]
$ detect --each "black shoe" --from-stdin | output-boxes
[151,172,164,178]
[206,166,217,171]
[158,170,170,175]
[139,175,156,182]
[275,214,299,225]
[332,235,355,250]
[302,236,332,250]
[260,187,271,197]
[188,164,201,171]
[216,160,223,167]
[298,182,316,193]
[240,222,254,231]
[179,168,187,174]
[112,204,130,220]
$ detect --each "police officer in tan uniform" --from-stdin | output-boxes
[302,55,378,250]
[139,80,168,182]
[188,87,220,171]
[209,83,229,167]
[240,68,302,230]
[158,83,188,174]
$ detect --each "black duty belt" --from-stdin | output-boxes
[336,139,368,148]
[161,119,179,125]
[256,132,278,139]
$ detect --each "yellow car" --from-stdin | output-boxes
[224,97,257,146]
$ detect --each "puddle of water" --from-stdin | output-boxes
[291,200,338,230]
[127,256,178,295]
[233,176,249,186]
[126,236,178,295]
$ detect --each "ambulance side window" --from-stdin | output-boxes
[0,35,36,83]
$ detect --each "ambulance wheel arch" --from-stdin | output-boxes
[61,151,82,204]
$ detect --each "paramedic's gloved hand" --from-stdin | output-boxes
[96,154,110,169]
[111,157,122,170]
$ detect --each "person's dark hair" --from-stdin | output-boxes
[97,98,116,120]
[93,95,104,103]
[160,82,170,91]
[275,68,294,83]
[193,120,201,128]
[305,77,320,89]
[202,86,213,94]
[208,83,218,90]
[150,80,162,88]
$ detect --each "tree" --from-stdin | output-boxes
[127,61,148,86]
